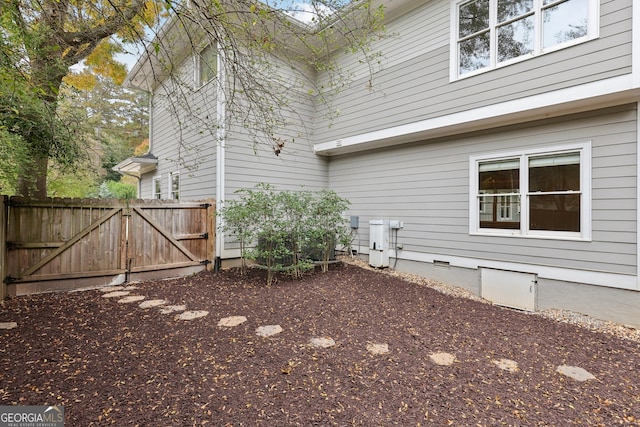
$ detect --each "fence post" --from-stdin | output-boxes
[0,195,7,300]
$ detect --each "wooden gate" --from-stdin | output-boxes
[2,197,215,296]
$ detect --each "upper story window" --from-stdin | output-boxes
[196,44,217,87]
[152,175,162,199]
[169,172,180,200]
[453,0,598,78]
[470,142,591,240]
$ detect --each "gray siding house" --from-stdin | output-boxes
[120,0,640,327]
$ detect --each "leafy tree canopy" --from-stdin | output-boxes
[0,0,385,197]
[0,0,162,197]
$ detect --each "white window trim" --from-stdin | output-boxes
[169,171,180,200]
[194,43,217,90]
[152,175,162,199]
[449,0,600,81]
[469,142,592,241]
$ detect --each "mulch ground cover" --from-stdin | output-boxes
[1,262,639,426]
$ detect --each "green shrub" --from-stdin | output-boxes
[97,180,137,199]
[219,183,351,285]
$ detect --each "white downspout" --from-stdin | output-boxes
[634,0,640,290]
[215,45,226,271]
[636,103,640,291]
[144,96,154,198]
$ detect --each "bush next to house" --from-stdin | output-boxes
[219,184,352,285]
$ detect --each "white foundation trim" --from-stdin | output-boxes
[396,250,638,291]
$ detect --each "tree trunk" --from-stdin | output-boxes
[16,56,67,198]
[17,155,49,198]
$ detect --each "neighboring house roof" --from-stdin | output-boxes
[112,153,158,178]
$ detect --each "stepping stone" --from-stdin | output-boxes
[0,322,17,330]
[556,365,596,381]
[176,310,209,320]
[118,295,146,304]
[429,352,456,366]
[139,299,167,309]
[366,343,389,355]
[493,358,518,372]
[102,291,131,298]
[256,325,283,337]
[100,286,125,292]
[309,337,336,348]
[159,305,186,314]
[218,316,247,327]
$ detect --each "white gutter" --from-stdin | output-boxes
[215,45,226,270]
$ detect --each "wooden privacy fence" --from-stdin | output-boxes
[0,196,215,297]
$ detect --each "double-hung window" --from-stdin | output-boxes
[152,175,162,199]
[454,0,598,78]
[169,172,180,200]
[470,142,591,239]
[196,43,217,88]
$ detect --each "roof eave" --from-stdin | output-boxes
[112,155,159,178]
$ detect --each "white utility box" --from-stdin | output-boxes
[369,219,390,267]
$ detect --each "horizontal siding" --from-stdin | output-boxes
[222,57,328,203]
[225,114,328,198]
[315,0,633,143]
[329,104,637,275]
[319,0,449,87]
[141,55,218,201]
[222,87,328,252]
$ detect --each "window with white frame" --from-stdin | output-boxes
[152,176,162,199]
[454,0,598,78]
[470,143,591,239]
[169,172,180,200]
[196,44,217,87]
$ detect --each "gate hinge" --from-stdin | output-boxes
[200,232,209,239]
[3,276,16,284]
[200,259,211,265]
[200,203,212,208]
[6,241,17,250]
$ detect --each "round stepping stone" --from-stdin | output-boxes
[218,316,247,327]
[493,358,518,372]
[176,310,209,320]
[309,337,336,348]
[556,365,596,381]
[429,352,456,366]
[366,343,389,355]
[256,325,283,337]
[102,291,131,298]
[0,322,18,330]
[118,295,146,304]
[139,299,167,309]
[159,305,186,314]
